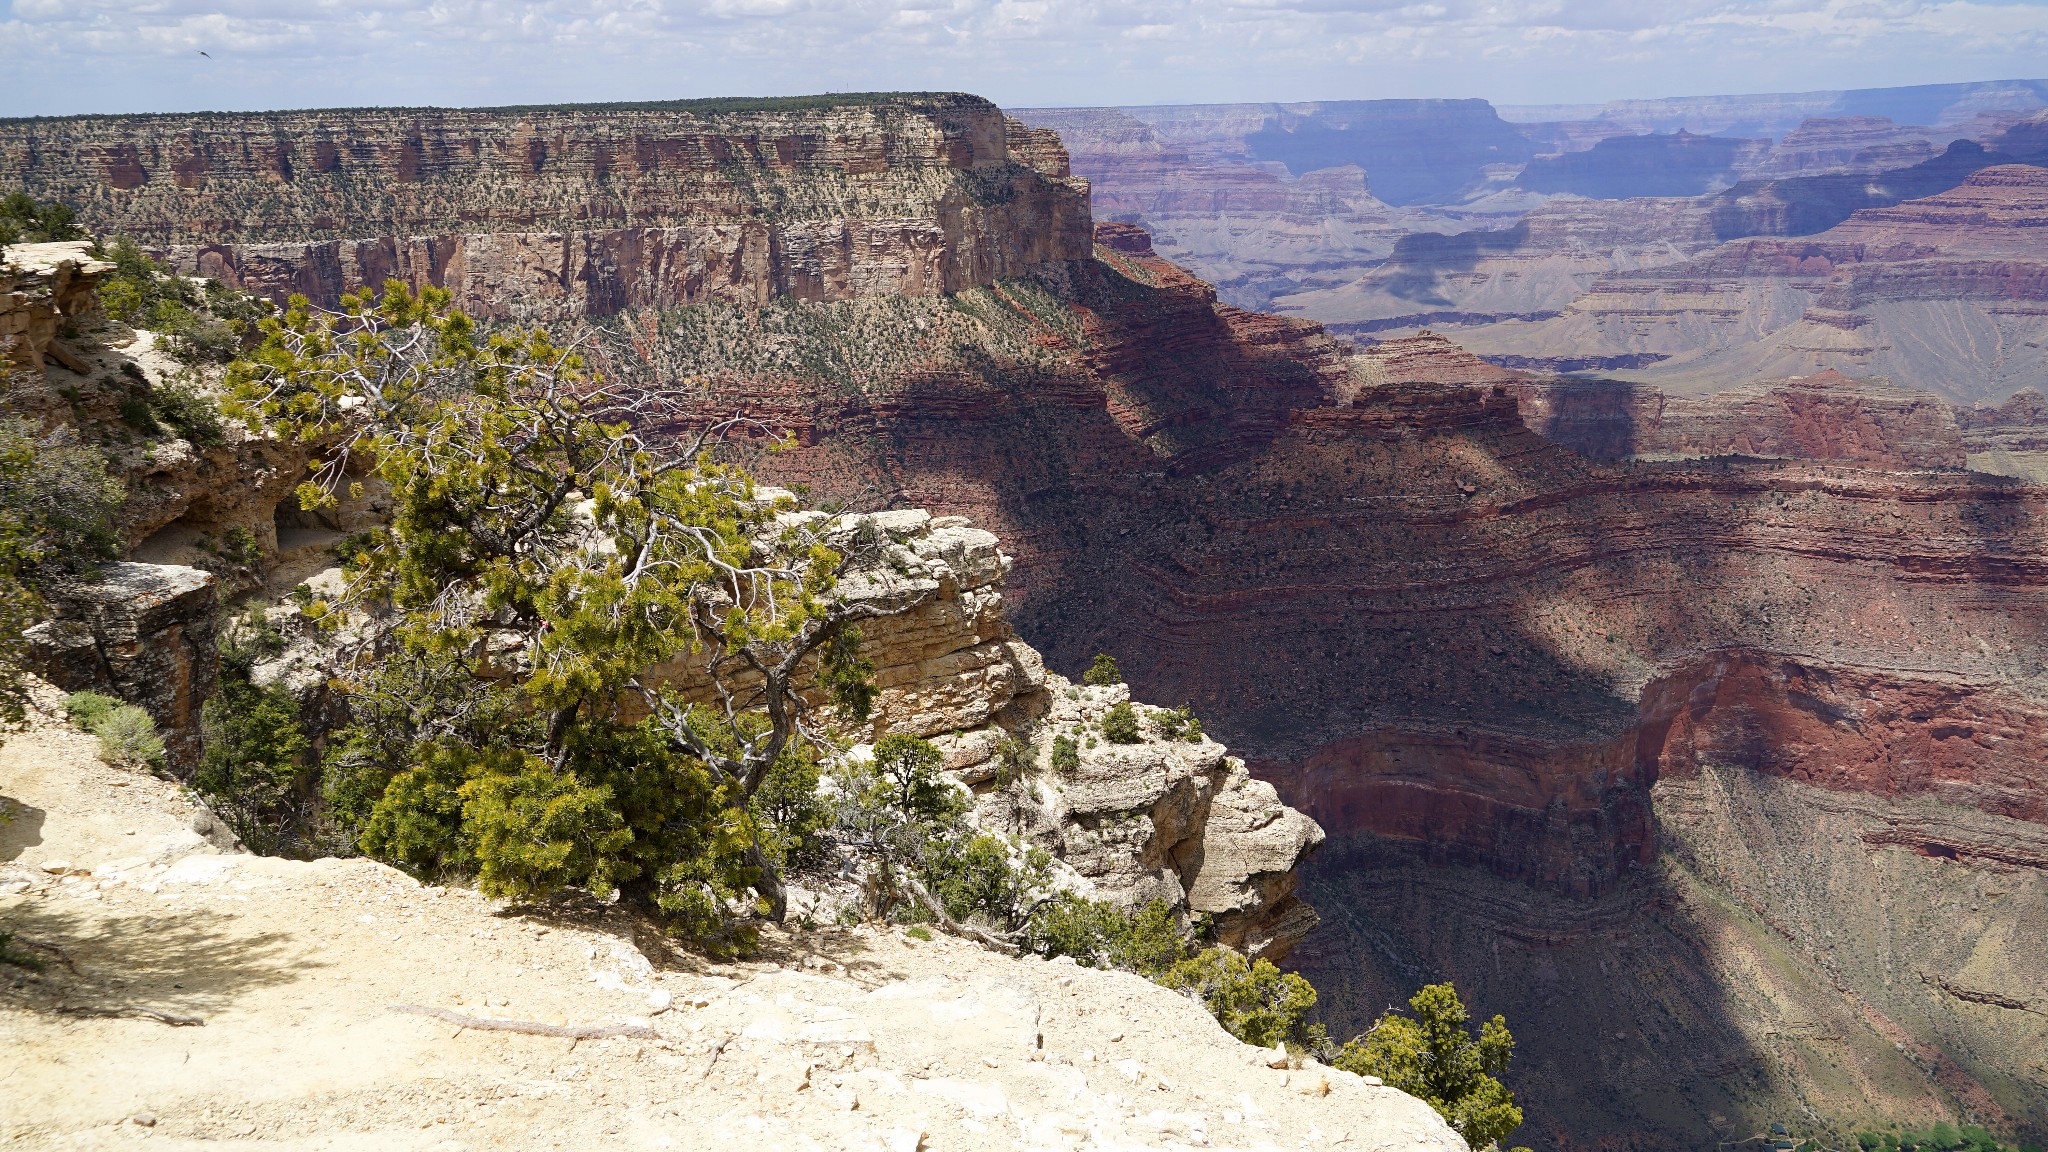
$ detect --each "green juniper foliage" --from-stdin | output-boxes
[1158,947,1320,1050]
[1099,701,1142,744]
[0,192,86,246]
[223,281,915,950]
[1333,982,1526,1151]
[195,610,322,856]
[1049,733,1079,771]
[1154,704,1203,743]
[1083,653,1122,686]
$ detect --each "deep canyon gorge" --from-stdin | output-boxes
[5,85,2047,1151]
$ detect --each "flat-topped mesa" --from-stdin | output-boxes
[643,507,1325,962]
[0,94,1092,319]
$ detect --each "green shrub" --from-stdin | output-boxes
[0,193,84,246]
[1024,894,1189,975]
[1332,983,1524,1151]
[150,380,228,448]
[92,705,166,768]
[1083,653,1122,686]
[1100,701,1141,744]
[752,744,830,873]
[196,670,315,856]
[990,736,1030,786]
[871,734,958,826]
[118,392,161,433]
[925,832,1041,928]
[905,925,933,941]
[62,691,165,767]
[1049,733,1079,771]
[1159,947,1318,1050]
[62,690,121,731]
[1155,705,1204,743]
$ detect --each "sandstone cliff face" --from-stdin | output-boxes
[1352,334,1967,468]
[0,96,1091,320]
[1,241,110,374]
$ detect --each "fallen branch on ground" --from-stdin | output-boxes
[900,875,1021,956]
[56,1004,204,1026]
[391,1004,659,1040]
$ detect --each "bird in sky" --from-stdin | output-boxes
[198,50,211,57]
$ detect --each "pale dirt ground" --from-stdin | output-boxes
[0,692,1466,1152]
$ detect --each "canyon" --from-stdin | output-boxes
[1012,82,2048,315]
[6,90,2047,1150]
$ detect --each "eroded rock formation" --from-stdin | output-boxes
[643,507,1325,960]
[1355,334,1968,467]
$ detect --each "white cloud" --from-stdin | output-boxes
[0,0,2041,114]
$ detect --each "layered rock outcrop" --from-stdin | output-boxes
[1,241,356,579]
[0,240,111,374]
[1354,333,1968,467]
[645,507,1325,960]
[0,96,1091,320]
[24,562,218,770]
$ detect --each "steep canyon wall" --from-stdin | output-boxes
[0,96,1091,318]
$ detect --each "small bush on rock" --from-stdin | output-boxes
[1083,653,1122,686]
[1159,947,1319,1050]
[1100,701,1141,744]
[91,705,166,768]
[1024,894,1189,975]
[1050,733,1079,772]
[64,690,164,767]
[62,691,120,731]
[1155,704,1204,742]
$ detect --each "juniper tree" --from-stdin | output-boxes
[1333,982,1526,1151]
[225,282,931,944]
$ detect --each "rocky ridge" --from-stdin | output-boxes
[1356,333,1969,467]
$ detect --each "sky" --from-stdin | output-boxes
[2,0,2046,118]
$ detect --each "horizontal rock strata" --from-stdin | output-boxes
[0,96,1091,319]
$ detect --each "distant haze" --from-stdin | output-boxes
[1,0,2045,118]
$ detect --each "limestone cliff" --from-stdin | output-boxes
[0,95,1092,319]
